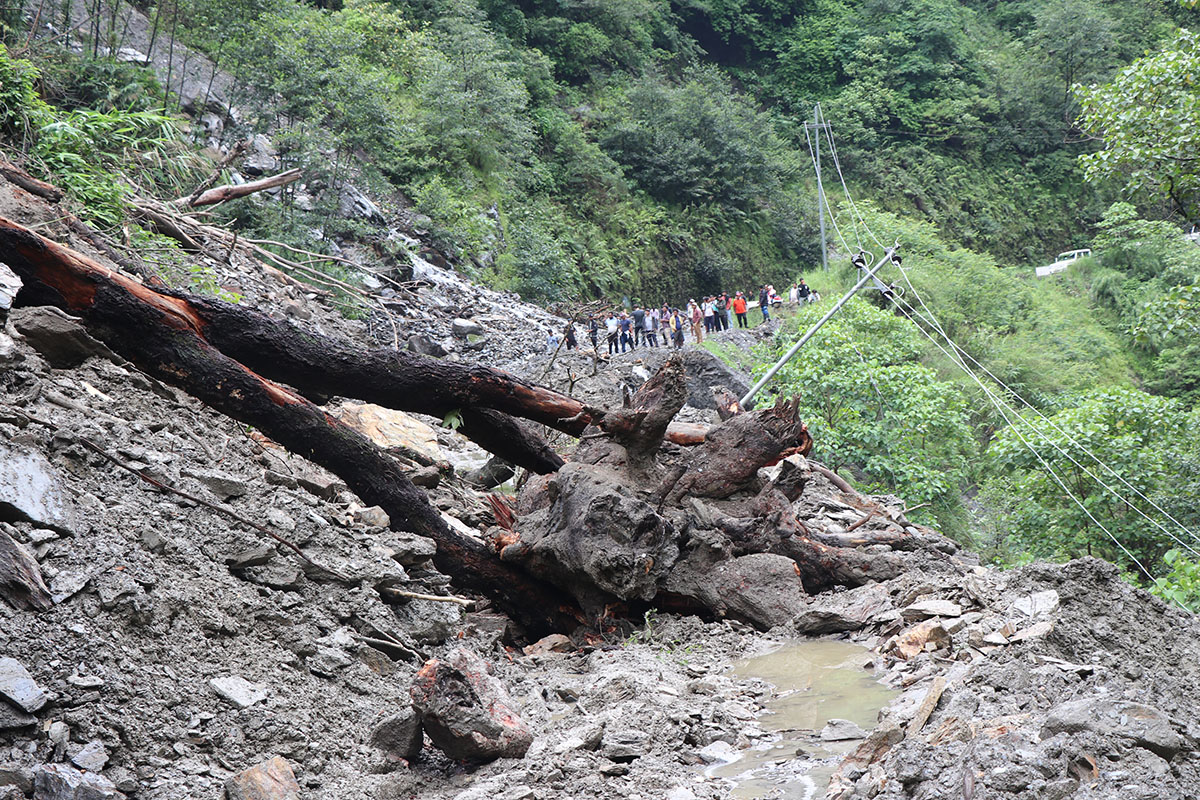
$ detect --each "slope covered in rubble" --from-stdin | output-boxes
[2,173,1199,800]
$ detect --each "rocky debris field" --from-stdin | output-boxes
[4,172,1200,800]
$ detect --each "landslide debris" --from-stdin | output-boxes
[3,174,1200,800]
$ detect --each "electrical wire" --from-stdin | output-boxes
[810,116,1200,578]
[804,116,852,254]
[889,288,1200,558]
[887,290,1160,583]
[819,105,883,251]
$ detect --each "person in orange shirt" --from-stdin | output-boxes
[732,291,749,327]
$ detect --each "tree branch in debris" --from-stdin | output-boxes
[174,168,301,208]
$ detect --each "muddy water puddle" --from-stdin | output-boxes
[710,640,896,799]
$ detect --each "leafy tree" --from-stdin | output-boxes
[0,45,199,226]
[599,66,793,213]
[1076,29,1200,220]
[416,0,534,174]
[1029,0,1115,121]
[985,388,1197,574]
[1093,202,1200,282]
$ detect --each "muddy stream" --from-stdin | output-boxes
[710,640,896,799]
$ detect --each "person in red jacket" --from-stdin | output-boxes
[732,291,749,328]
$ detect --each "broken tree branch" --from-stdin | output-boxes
[174,168,301,208]
[180,139,249,207]
[380,587,473,606]
[0,156,62,202]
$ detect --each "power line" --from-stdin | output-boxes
[805,120,852,255]
[806,120,1200,582]
[887,291,1160,583]
[820,105,884,252]
[889,287,1200,559]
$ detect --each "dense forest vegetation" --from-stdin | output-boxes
[2,0,1200,602]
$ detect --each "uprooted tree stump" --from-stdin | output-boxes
[499,353,935,629]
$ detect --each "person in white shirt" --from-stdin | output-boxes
[604,312,620,355]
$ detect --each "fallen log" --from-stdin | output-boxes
[591,355,688,476]
[670,396,812,501]
[179,289,592,432]
[174,168,301,208]
[157,290,712,449]
[0,157,62,202]
[129,291,563,473]
[0,216,580,636]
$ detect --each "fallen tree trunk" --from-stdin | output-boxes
[669,396,812,501]
[174,168,301,208]
[181,290,591,432]
[0,157,62,202]
[0,216,580,636]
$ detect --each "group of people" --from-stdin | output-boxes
[552,279,820,355]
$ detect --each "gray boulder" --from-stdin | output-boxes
[410,648,532,762]
[0,528,53,611]
[664,542,807,630]
[32,763,125,800]
[369,707,424,761]
[407,334,448,358]
[339,184,384,221]
[0,444,76,535]
[0,657,45,714]
[0,263,20,323]
[1042,698,1185,759]
[10,307,111,367]
[450,318,485,339]
[241,134,277,176]
[640,347,750,410]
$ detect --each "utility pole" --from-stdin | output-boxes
[804,105,831,271]
[739,245,899,408]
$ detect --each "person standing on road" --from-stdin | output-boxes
[618,312,633,353]
[759,285,770,323]
[670,308,685,349]
[646,306,660,347]
[719,292,732,330]
[632,304,647,347]
[605,312,619,355]
[688,299,704,343]
[732,291,748,327]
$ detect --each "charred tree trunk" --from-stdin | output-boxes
[180,291,589,434]
[0,217,580,636]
